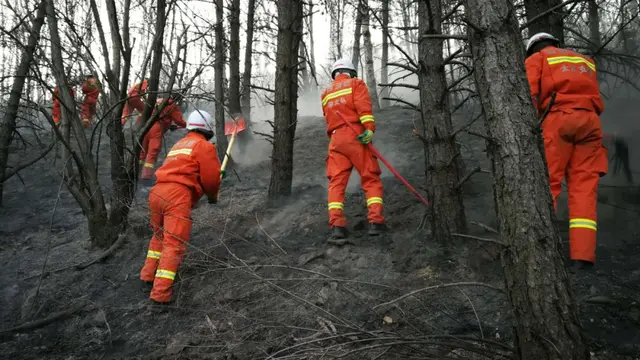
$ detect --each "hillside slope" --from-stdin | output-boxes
[0,106,638,359]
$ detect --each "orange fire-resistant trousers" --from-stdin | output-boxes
[327,127,384,228]
[140,183,193,303]
[81,96,98,127]
[542,109,608,263]
[139,122,164,179]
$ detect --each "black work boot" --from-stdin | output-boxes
[330,226,347,239]
[570,260,594,273]
[368,223,387,236]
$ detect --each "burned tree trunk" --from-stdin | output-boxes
[268,0,303,198]
[523,0,564,45]
[352,1,363,73]
[380,0,390,108]
[361,0,380,111]
[241,0,257,122]
[0,0,47,206]
[228,0,242,114]
[214,0,228,162]
[588,0,600,51]
[418,0,467,243]
[46,0,114,248]
[464,0,589,359]
[306,1,317,78]
[327,0,344,61]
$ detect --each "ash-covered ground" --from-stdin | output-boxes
[0,102,638,359]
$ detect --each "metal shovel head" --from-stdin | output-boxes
[225,117,246,135]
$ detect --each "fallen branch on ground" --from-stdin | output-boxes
[0,302,89,336]
[75,234,127,270]
[451,233,505,246]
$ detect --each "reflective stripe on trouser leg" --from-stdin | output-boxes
[140,193,165,282]
[356,146,384,224]
[150,196,193,303]
[569,218,597,263]
[327,150,351,228]
[366,196,384,224]
[328,202,345,228]
[566,122,602,264]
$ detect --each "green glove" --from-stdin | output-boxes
[357,129,374,144]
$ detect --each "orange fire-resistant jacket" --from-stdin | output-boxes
[321,73,376,136]
[154,131,222,205]
[155,98,187,129]
[81,77,100,103]
[525,46,604,116]
[52,86,76,125]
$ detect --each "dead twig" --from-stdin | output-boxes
[456,166,481,189]
[470,221,498,234]
[255,213,287,255]
[373,282,503,310]
[451,233,505,246]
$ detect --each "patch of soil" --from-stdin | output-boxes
[0,105,638,359]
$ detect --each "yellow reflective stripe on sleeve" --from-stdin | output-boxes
[321,88,353,106]
[155,269,176,280]
[147,250,161,259]
[569,218,597,231]
[547,56,596,71]
[167,148,192,157]
[144,162,154,168]
[360,115,375,124]
[366,197,383,206]
[328,202,344,211]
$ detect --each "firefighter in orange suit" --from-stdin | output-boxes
[139,110,225,303]
[121,79,149,126]
[139,95,187,181]
[525,32,608,268]
[81,75,100,127]
[321,59,385,239]
[52,85,76,126]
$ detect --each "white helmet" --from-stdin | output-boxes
[331,58,357,79]
[186,110,214,135]
[526,32,559,54]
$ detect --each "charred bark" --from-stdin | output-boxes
[464,0,589,358]
[588,0,600,51]
[380,0,390,108]
[214,0,228,162]
[241,0,257,123]
[523,0,564,46]
[228,0,242,114]
[352,1,364,73]
[46,0,113,248]
[361,0,380,111]
[101,0,135,233]
[0,0,47,206]
[418,0,467,244]
[268,0,303,198]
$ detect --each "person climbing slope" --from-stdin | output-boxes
[320,58,386,239]
[525,32,608,269]
[139,110,224,304]
[139,94,187,182]
[81,74,100,127]
[121,79,149,126]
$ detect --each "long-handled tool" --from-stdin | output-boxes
[335,112,429,206]
[220,116,247,179]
